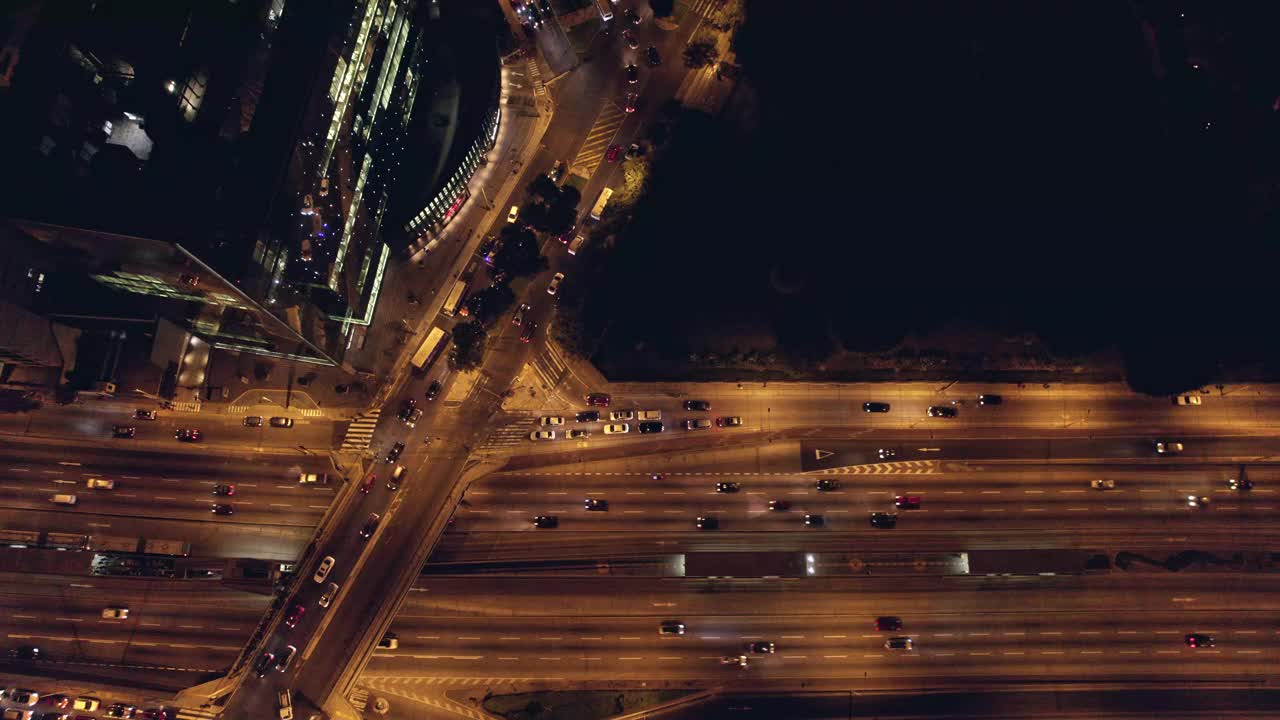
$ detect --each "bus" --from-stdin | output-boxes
[411,326,449,371]
[594,0,614,22]
[0,529,89,551]
[589,187,613,220]
[442,279,469,317]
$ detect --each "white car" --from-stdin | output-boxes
[609,409,635,421]
[538,416,565,426]
[313,556,336,584]
[101,607,129,620]
[1174,394,1202,406]
[73,698,101,712]
[603,423,630,435]
[512,303,530,325]
[507,205,520,223]
[547,272,565,295]
[86,478,115,490]
[318,582,339,608]
[530,430,556,441]
[636,409,662,420]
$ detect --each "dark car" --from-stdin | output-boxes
[683,399,711,411]
[816,478,839,492]
[105,704,135,718]
[359,513,381,539]
[175,428,202,442]
[716,482,740,493]
[624,7,640,24]
[894,495,922,510]
[576,410,600,423]
[1228,477,1253,491]
[284,603,306,629]
[927,406,957,418]
[584,498,609,511]
[269,416,294,428]
[11,645,39,660]
[715,416,742,427]
[212,484,235,496]
[863,402,890,413]
[645,45,661,66]
[538,0,551,14]
[624,64,639,83]
[870,512,898,529]
[253,651,275,677]
[112,425,136,438]
[134,409,157,420]
[624,92,638,113]
[359,475,376,494]
[695,515,719,530]
[521,319,539,343]
[748,641,775,654]
[1185,633,1214,648]
[804,513,825,527]
[385,441,405,463]
[243,416,263,427]
[398,398,418,422]
[533,515,558,529]
[768,499,791,511]
[977,394,1003,406]
[638,421,664,434]
[211,503,234,516]
[875,616,903,631]
[586,393,612,407]
[425,381,442,401]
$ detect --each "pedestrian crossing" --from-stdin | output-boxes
[168,401,202,413]
[528,344,569,391]
[570,102,627,178]
[226,405,324,417]
[811,460,940,475]
[359,677,493,719]
[348,686,370,710]
[527,59,546,97]
[340,408,381,452]
[681,0,725,19]
[477,412,538,451]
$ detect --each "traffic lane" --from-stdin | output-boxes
[2,619,245,669]
[0,441,329,480]
[401,575,1280,620]
[0,490,331,527]
[0,593,263,631]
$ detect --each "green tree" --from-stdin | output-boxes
[683,41,719,69]
[449,320,488,371]
[494,226,549,278]
[465,284,516,327]
[650,0,674,18]
[526,174,560,203]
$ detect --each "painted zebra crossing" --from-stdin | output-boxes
[348,686,370,710]
[226,405,324,417]
[681,0,726,19]
[477,412,539,451]
[570,102,627,178]
[527,59,546,97]
[528,346,568,391]
[340,409,381,452]
[811,460,939,475]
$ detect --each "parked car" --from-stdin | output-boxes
[529,430,556,441]
[603,423,630,434]
[269,417,294,428]
[715,416,742,427]
[425,381,442,400]
[576,410,600,422]
[1174,394,1202,406]
[586,393,612,407]
[243,416,263,427]
[683,400,711,411]
[610,409,635,421]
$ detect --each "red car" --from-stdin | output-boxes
[894,495,922,510]
[175,428,202,442]
[586,393,611,407]
[767,499,791,511]
[359,475,376,494]
[624,93,638,113]
[284,603,306,629]
[605,144,623,163]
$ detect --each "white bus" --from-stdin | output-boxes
[442,279,468,317]
[589,187,613,220]
[411,326,449,371]
[595,0,614,22]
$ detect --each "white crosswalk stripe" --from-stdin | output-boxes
[529,347,568,390]
[477,412,538,451]
[340,409,381,451]
[348,686,370,710]
[682,0,725,19]
[570,103,627,178]
[527,59,546,97]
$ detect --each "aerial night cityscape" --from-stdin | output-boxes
[1,0,1280,719]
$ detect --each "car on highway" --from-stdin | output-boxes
[112,425,136,438]
[606,144,623,162]
[385,441,405,463]
[512,303,530,325]
[567,429,591,439]
[244,416,264,427]
[284,603,306,629]
[1090,479,1116,490]
[101,607,128,620]
[1156,440,1184,454]
[313,556,336,583]
[624,93,638,113]
[682,418,712,430]
[174,428,202,442]
[547,272,565,295]
[623,29,639,48]
[388,465,406,490]
[875,616,903,631]
[134,409,157,421]
[539,416,565,426]
[105,704,133,718]
[10,689,39,706]
[863,402,890,413]
[404,407,423,427]
[507,205,520,223]
[1185,633,1214,648]
[253,652,275,678]
[927,406,957,418]
[358,475,376,494]
[659,621,686,635]
[638,421,664,433]
[211,503,234,516]
[645,45,661,66]
[637,409,662,420]
[683,399,711,411]
[603,423,630,434]
[609,409,635,421]
[269,416,294,428]
[359,513,381,539]
[584,498,609,511]
[715,416,742,427]
[695,515,719,529]
[425,380,442,400]
[529,429,556,441]
[299,472,328,485]
[533,515,558,529]
[377,633,400,650]
[71,698,97,712]
[747,641,775,654]
[977,394,1003,405]
[586,393,612,407]
[870,512,898,529]
[318,582,339,608]
[1186,495,1211,508]
[885,636,914,651]
[1228,477,1253,491]
[894,495,922,510]
[716,482,740,493]
[398,398,418,421]
[815,479,839,492]
[10,646,38,661]
[521,319,539,343]
[720,654,749,668]
[275,645,297,672]
[768,499,791,511]
[624,7,640,24]
[624,64,639,83]
[878,448,896,460]
[213,484,235,496]
[804,513,824,527]
[1174,394,1202,406]
[575,410,600,422]
[86,478,114,490]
